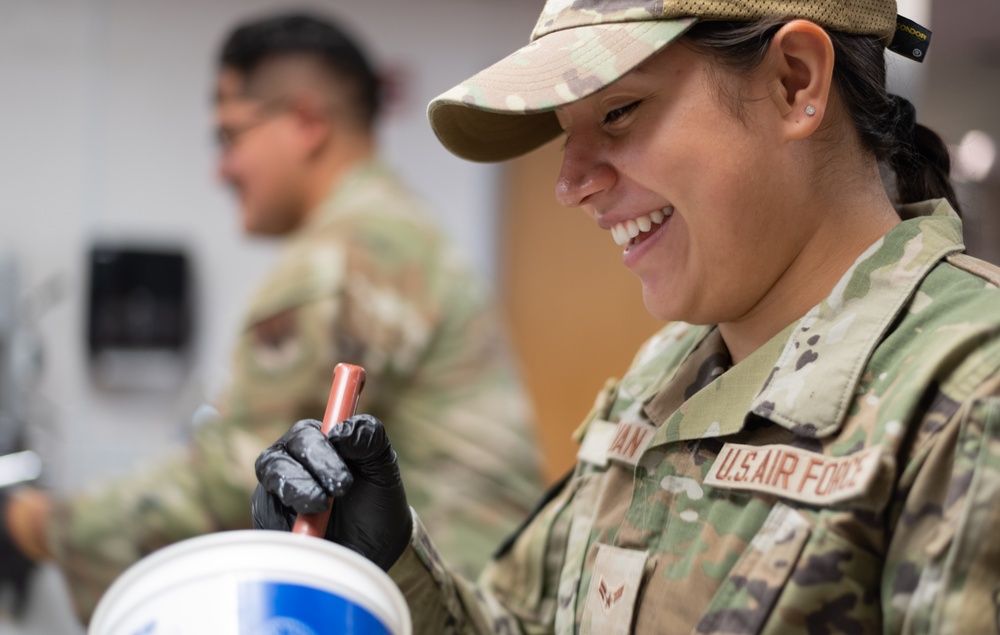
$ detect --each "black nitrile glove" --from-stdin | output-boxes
[252,415,412,571]
[0,489,35,618]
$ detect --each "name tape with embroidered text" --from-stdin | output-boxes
[704,443,882,505]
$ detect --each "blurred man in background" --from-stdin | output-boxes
[0,11,542,623]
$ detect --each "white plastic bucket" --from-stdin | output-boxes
[88,529,412,635]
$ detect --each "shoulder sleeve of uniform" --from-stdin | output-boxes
[390,510,528,634]
[886,383,1000,633]
[243,238,350,327]
[227,288,352,426]
[47,447,212,622]
[929,392,1000,633]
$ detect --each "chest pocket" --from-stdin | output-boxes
[693,504,811,634]
[693,503,883,635]
[582,545,651,635]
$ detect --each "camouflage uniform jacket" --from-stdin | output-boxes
[48,159,543,621]
[390,199,1000,634]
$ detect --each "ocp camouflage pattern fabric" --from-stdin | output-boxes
[390,199,1000,634]
[47,160,544,622]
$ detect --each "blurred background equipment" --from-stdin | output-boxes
[0,250,44,623]
[86,244,193,392]
[0,453,42,490]
[0,251,44,460]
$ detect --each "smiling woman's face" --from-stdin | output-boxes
[554,42,819,327]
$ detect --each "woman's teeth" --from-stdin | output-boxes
[611,207,673,246]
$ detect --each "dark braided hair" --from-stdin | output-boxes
[219,12,381,130]
[683,20,960,214]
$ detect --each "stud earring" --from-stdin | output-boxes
[805,105,817,116]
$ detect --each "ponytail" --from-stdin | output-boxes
[886,95,959,211]
[684,21,961,214]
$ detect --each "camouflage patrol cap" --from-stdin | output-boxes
[428,0,898,162]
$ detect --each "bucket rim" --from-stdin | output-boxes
[89,529,411,635]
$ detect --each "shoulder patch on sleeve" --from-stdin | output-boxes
[249,308,305,374]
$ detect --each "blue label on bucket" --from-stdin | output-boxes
[238,582,391,635]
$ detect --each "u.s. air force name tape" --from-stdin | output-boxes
[705,443,882,505]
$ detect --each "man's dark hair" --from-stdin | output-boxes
[219,12,381,129]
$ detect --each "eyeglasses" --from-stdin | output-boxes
[215,102,285,152]
[215,116,274,152]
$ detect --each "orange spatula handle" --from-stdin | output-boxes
[291,363,367,537]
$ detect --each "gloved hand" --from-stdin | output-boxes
[252,415,412,571]
[0,488,36,617]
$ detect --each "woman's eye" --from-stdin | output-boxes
[603,101,640,126]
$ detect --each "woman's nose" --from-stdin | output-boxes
[554,135,615,209]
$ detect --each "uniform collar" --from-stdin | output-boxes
[644,199,964,442]
[298,158,388,232]
[753,199,963,438]
[643,322,793,445]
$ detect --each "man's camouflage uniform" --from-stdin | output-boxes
[390,200,1000,634]
[46,160,543,621]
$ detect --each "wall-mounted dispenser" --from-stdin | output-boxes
[87,244,193,391]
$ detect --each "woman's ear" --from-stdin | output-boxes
[764,20,835,140]
[767,80,793,116]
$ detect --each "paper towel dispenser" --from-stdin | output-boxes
[87,244,193,391]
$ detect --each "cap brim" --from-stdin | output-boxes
[428,18,697,162]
